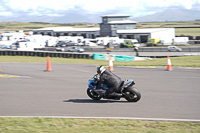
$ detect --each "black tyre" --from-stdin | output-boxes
[123,87,141,102]
[87,88,101,100]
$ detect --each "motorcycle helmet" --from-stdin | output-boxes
[97,65,106,75]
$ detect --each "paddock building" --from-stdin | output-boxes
[32,15,175,43]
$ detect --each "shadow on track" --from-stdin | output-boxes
[63,99,128,103]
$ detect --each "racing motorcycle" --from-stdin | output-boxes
[87,74,141,102]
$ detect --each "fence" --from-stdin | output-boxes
[113,47,200,52]
[37,46,200,52]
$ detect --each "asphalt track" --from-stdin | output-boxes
[0,63,200,121]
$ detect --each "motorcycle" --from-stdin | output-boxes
[87,74,141,102]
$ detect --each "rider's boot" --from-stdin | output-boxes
[100,93,106,98]
[122,94,130,99]
[105,92,122,100]
[116,94,123,100]
[112,92,123,100]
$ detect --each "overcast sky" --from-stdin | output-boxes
[0,0,200,18]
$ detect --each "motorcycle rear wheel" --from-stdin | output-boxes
[124,87,141,102]
[87,88,101,100]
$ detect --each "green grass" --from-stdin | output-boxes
[175,28,200,36]
[137,21,200,28]
[0,117,200,133]
[0,55,200,67]
[176,28,200,32]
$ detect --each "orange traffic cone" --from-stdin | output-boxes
[46,56,52,72]
[109,57,114,71]
[0,66,2,71]
[166,56,172,71]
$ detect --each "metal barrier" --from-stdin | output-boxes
[138,55,180,58]
[112,47,200,52]
[0,50,91,59]
[37,46,200,52]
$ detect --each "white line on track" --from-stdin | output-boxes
[0,116,200,122]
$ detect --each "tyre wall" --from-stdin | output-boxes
[0,50,91,59]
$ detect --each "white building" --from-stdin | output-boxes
[32,15,176,44]
[117,28,175,44]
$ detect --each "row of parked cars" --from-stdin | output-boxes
[55,45,182,53]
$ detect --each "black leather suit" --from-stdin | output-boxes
[98,69,122,98]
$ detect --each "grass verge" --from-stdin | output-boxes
[0,117,200,133]
[0,55,200,67]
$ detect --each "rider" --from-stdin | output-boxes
[96,65,123,99]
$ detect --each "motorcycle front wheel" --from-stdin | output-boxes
[87,88,102,100]
[123,87,141,102]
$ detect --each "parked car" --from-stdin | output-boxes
[56,46,85,52]
[168,46,182,52]
[56,41,78,47]
[55,47,65,52]
[0,44,10,49]
[55,41,69,47]
[66,46,85,52]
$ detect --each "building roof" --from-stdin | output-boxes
[33,27,100,32]
[33,27,73,31]
[117,28,174,34]
[101,14,131,18]
[108,20,137,24]
[55,27,100,32]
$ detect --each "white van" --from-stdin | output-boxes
[80,39,97,46]
[96,37,122,46]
